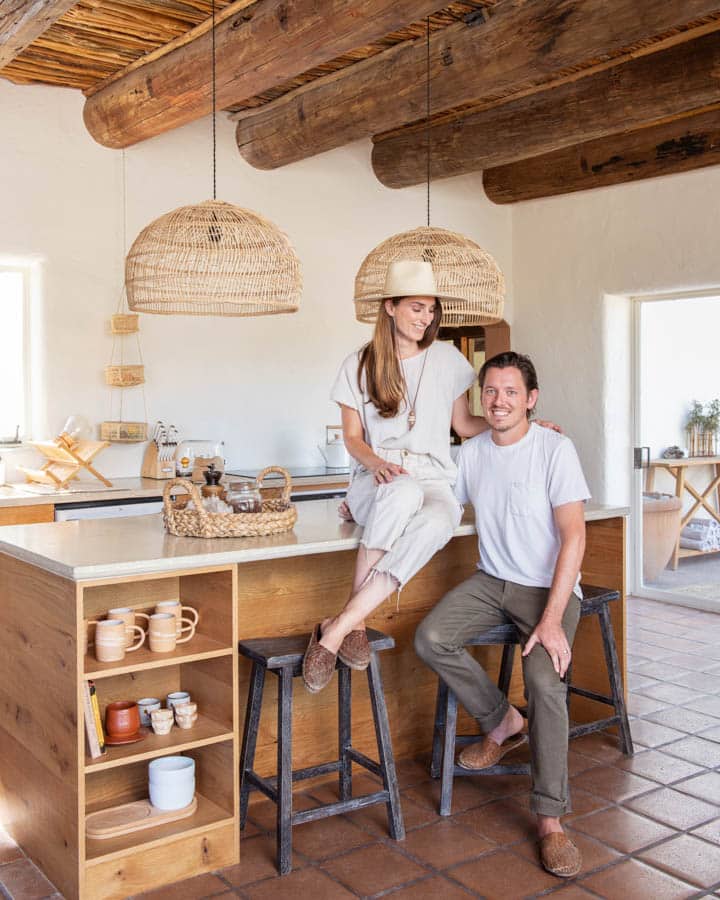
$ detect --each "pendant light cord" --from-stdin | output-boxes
[426,15,431,228]
[212,0,217,200]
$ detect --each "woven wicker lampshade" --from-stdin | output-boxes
[354,226,505,327]
[125,199,302,316]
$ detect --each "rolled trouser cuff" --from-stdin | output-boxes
[530,795,571,817]
[476,696,510,733]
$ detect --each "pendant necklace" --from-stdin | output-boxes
[400,348,429,431]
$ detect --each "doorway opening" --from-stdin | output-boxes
[633,291,720,610]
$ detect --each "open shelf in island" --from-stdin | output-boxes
[84,635,232,678]
[85,792,234,862]
[86,714,234,771]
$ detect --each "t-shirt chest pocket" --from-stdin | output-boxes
[509,481,546,517]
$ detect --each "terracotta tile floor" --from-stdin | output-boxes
[2,596,720,899]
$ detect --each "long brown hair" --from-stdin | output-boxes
[357,298,442,418]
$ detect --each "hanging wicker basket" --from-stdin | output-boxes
[111,313,139,334]
[105,365,145,387]
[163,468,297,538]
[100,421,147,443]
[125,200,302,317]
[354,226,505,327]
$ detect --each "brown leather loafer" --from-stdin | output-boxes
[337,628,371,670]
[302,624,337,693]
[457,733,527,770]
[539,832,582,878]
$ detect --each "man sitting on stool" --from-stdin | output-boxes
[415,351,590,878]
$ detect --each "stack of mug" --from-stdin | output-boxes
[148,756,196,811]
[87,600,200,663]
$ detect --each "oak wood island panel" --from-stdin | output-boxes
[0,501,626,898]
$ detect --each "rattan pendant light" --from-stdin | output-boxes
[354,18,504,327]
[125,2,301,317]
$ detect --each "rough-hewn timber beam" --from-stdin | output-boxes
[371,29,720,188]
[82,0,448,149]
[482,108,720,203]
[236,0,720,170]
[0,0,77,67]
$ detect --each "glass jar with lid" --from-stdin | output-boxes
[226,481,262,514]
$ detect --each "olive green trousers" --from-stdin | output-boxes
[414,569,580,817]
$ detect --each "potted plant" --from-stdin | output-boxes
[686,399,720,457]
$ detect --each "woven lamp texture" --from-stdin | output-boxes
[354,226,504,327]
[126,200,302,316]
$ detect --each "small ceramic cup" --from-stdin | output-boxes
[148,613,192,653]
[91,618,144,663]
[174,701,197,729]
[155,600,199,639]
[150,708,174,736]
[167,691,191,711]
[108,607,151,648]
[137,697,162,727]
[175,710,198,730]
[105,701,141,740]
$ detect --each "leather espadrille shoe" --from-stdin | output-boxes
[337,628,371,670]
[302,624,337,693]
[457,733,527,770]
[539,833,582,878]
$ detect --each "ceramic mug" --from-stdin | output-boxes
[148,613,193,653]
[105,701,141,740]
[137,697,162,727]
[155,600,199,639]
[166,691,191,711]
[91,618,145,662]
[108,607,151,649]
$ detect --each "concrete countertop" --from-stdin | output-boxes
[0,499,629,582]
[0,472,350,509]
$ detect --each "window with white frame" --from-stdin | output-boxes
[0,266,30,441]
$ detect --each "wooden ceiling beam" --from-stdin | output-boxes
[235,0,720,170]
[482,108,720,203]
[0,0,77,67]
[371,29,720,188]
[82,0,450,149]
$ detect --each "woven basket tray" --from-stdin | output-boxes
[163,467,297,538]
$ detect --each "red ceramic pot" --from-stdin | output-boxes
[105,701,140,738]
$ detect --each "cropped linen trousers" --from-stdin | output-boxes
[414,569,581,817]
[345,452,462,589]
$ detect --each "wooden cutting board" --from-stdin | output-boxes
[86,795,197,839]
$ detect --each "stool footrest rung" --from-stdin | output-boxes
[245,760,343,802]
[568,684,615,705]
[570,716,620,739]
[245,770,278,803]
[292,790,389,826]
[346,747,382,778]
[454,762,530,777]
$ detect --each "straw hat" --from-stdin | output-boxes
[371,260,463,303]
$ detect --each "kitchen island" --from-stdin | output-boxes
[0,500,627,899]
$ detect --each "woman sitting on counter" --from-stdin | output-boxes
[303,259,555,692]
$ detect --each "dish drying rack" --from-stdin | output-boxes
[141,422,178,480]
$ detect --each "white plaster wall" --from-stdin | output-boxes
[0,79,512,479]
[512,168,720,506]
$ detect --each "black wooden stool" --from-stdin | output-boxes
[239,627,405,874]
[430,585,634,815]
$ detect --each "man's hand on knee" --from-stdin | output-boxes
[522,617,572,677]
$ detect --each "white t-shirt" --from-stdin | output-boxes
[455,423,591,594]
[331,341,475,480]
